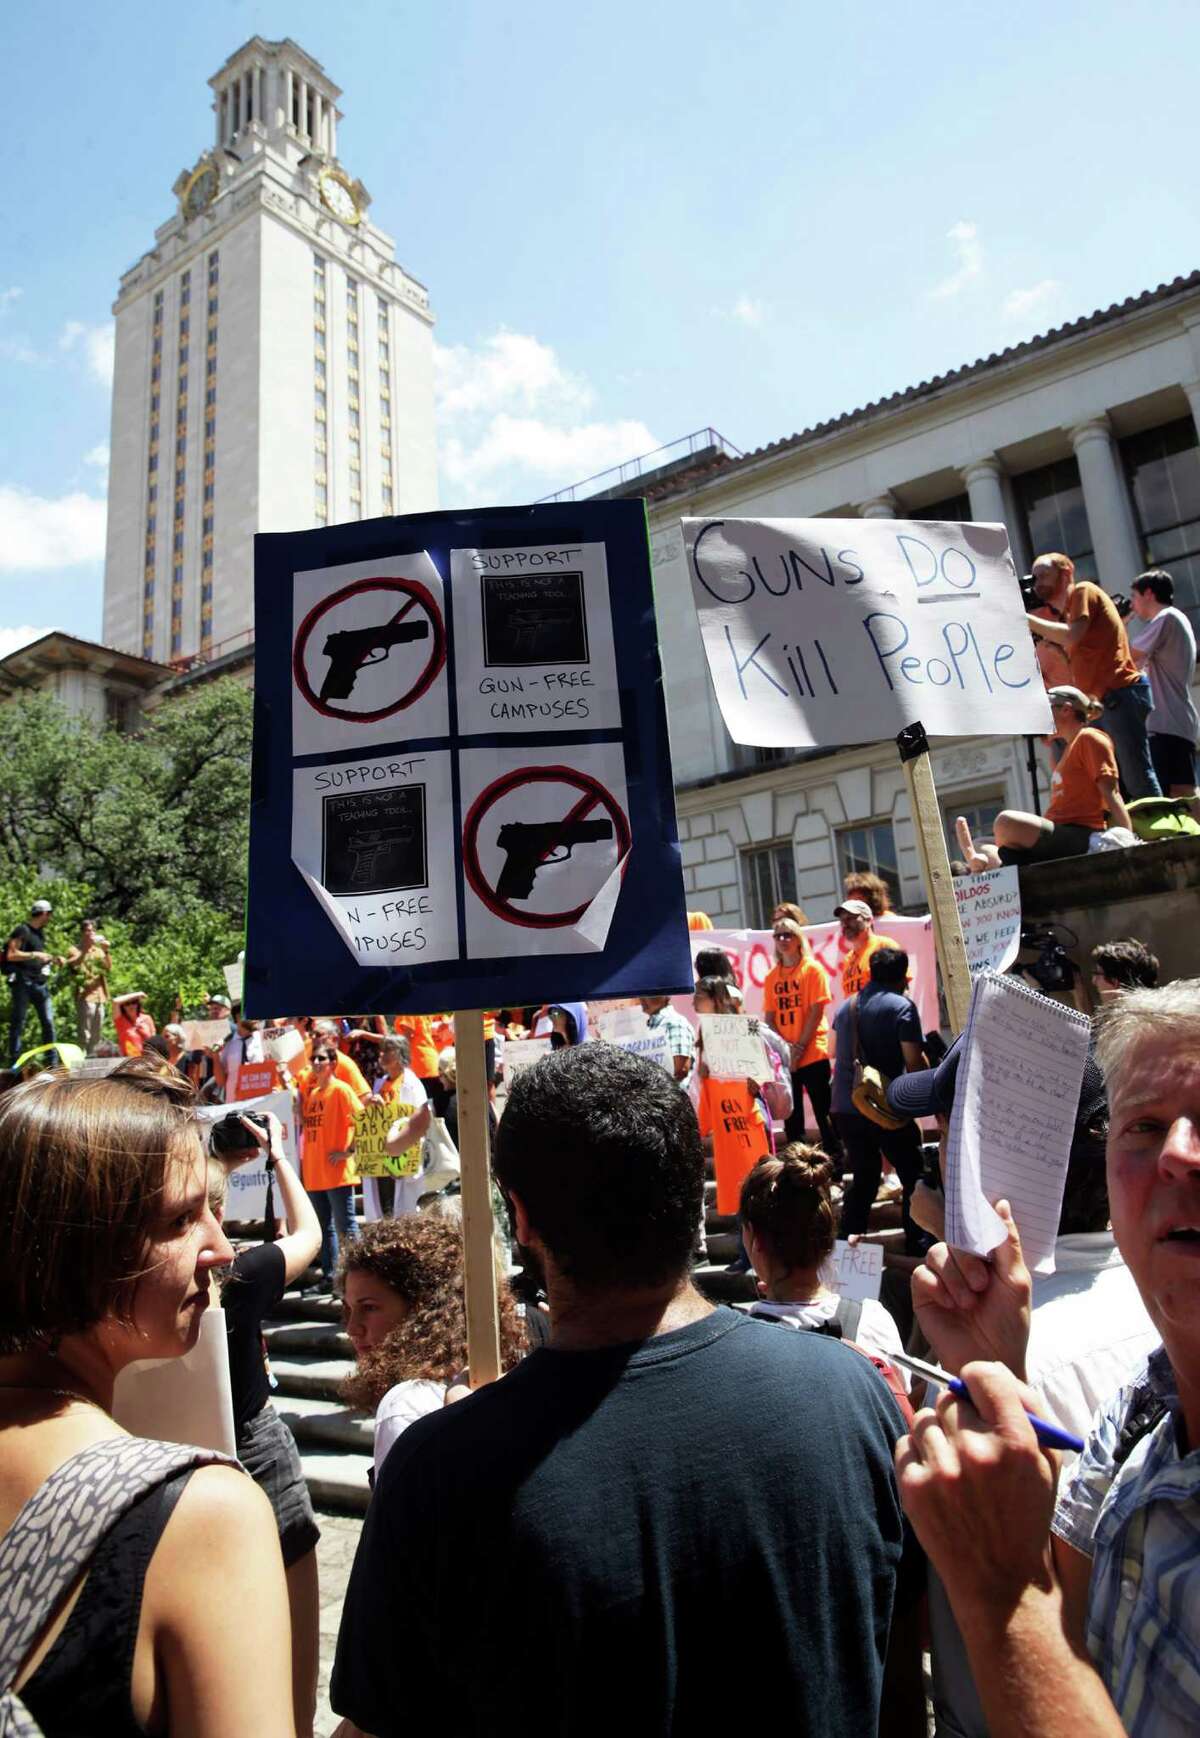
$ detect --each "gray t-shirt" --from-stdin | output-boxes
[1128,605,1199,741]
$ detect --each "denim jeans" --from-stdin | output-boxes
[9,977,55,1067]
[310,1184,357,1283]
[1103,676,1161,801]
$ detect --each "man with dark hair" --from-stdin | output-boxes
[637,994,696,1084]
[1090,936,1159,999]
[332,1044,924,1738]
[5,898,62,1067]
[1128,567,1200,810]
[831,946,928,1252]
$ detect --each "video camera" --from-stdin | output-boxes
[1016,922,1080,994]
[1018,572,1039,610]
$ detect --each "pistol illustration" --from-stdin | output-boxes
[319,618,430,702]
[346,827,413,887]
[495,819,613,900]
[509,608,573,657]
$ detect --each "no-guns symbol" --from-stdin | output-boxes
[462,765,632,929]
[293,577,446,722]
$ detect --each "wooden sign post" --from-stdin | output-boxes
[896,722,973,1036]
[452,1007,501,1387]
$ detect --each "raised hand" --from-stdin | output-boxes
[912,1199,1032,1381]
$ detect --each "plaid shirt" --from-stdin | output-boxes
[644,1005,696,1073]
[1052,1347,1200,1734]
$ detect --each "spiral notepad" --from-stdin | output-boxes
[945,972,1092,1275]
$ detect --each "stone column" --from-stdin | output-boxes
[285,67,294,131]
[299,78,309,139]
[962,457,1008,527]
[1069,415,1144,591]
[328,103,338,157]
[1183,380,1200,449]
[858,493,898,519]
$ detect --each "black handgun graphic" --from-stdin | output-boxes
[495,819,614,900]
[346,827,413,887]
[509,608,573,657]
[319,617,430,702]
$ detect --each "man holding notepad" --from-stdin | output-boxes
[895,979,1200,1736]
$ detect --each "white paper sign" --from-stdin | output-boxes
[112,1305,236,1457]
[684,517,1053,747]
[503,1036,553,1077]
[827,1239,884,1302]
[183,1019,231,1052]
[698,1014,771,1083]
[953,867,1022,977]
[223,958,244,1002]
[261,1026,306,1068]
[596,1009,677,1075]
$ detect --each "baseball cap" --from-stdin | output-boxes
[208,993,232,1008]
[30,900,52,915]
[833,898,873,920]
[885,1036,963,1120]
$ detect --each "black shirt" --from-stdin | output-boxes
[7,922,50,987]
[332,1305,919,1737]
[223,1241,285,1433]
[855,982,923,1080]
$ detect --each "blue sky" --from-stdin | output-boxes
[2,0,1198,651]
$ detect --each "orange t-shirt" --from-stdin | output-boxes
[697,1078,770,1215]
[1031,605,1072,688]
[1045,727,1118,831]
[299,1075,360,1192]
[840,933,890,999]
[1066,582,1138,701]
[297,1048,370,1102]
[764,957,831,1068]
[393,1016,439,1079]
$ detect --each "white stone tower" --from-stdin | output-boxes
[102,38,437,663]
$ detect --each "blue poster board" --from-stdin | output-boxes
[244,501,691,1016]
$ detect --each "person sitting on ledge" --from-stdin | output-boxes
[955,685,1131,869]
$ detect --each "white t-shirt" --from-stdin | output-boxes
[1026,1232,1159,1440]
[743,1294,911,1390]
[373,1378,445,1475]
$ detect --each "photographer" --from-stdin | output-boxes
[5,898,63,1067]
[1025,551,1160,798]
[208,1108,322,1737]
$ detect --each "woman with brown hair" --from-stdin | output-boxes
[0,1059,293,1736]
[339,1213,525,1475]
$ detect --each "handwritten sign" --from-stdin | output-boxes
[596,1009,677,1076]
[699,1014,771,1084]
[945,973,1090,1274]
[354,1098,422,1178]
[503,1036,552,1078]
[262,1025,307,1071]
[684,518,1053,748]
[827,1239,884,1302]
[953,867,1022,977]
[223,959,244,1003]
[183,1019,230,1053]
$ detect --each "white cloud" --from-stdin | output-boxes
[84,442,110,471]
[1002,278,1064,327]
[0,335,41,366]
[0,287,21,311]
[0,485,107,572]
[731,295,765,328]
[930,220,982,300]
[434,329,659,503]
[59,320,115,386]
[0,624,55,659]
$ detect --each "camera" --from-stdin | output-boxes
[209,1108,272,1159]
[1017,922,1080,994]
[1018,572,1039,610]
[1111,591,1132,620]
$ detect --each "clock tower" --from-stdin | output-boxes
[102,38,437,664]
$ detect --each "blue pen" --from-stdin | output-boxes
[890,1350,1085,1454]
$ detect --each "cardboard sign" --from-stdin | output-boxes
[245,502,690,1017]
[953,866,1022,977]
[699,1014,772,1083]
[684,517,1053,748]
[502,1036,552,1077]
[261,1025,307,1071]
[353,1095,429,1179]
[827,1239,884,1302]
[596,1008,678,1075]
[182,1019,230,1053]
[223,959,244,1003]
[231,1062,277,1101]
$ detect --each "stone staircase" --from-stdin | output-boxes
[257,1174,909,1515]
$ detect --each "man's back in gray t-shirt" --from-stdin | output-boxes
[1129,605,1199,741]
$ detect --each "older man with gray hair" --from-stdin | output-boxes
[895,979,1200,1735]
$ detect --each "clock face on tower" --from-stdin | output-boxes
[319,167,361,226]
[182,161,220,219]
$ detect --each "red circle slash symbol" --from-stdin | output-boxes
[293,576,446,722]
[463,765,632,929]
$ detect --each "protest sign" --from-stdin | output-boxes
[232,1062,277,1100]
[195,1089,295,1220]
[182,1019,229,1053]
[113,1306,236,1458]
[826,1239,884,1302]
[698,1014,772,1083]
[503,1036,552,1077]
[353,1098,422,1178]
[223,958,244,1003]
[945,972,1090,1274]
[261,1025,307,1072]
[69,1056,124,1078]
[246,500,690,1019]
[595,1008,676,1075]
[953,866,1022,977]
[684,517,1053,749]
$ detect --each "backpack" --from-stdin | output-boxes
[1125,796,1200,841]
[0,1435,234,1735]
[753,1296,915,1428]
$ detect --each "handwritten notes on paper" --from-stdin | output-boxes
[945,972,1091,1274]
[699,1014,772,1083]
[953,867,1022,977]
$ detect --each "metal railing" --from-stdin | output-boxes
[537,427,742,504]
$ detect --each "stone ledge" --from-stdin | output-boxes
[1017,836,1200,918]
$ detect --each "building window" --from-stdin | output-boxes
[741,842,798,929]
[1013,456,1097,582]
[912,489,971,522]
[1121,415,1200,630]
[836,822,900,910]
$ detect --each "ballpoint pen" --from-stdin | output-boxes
[890,1350,1086,1454]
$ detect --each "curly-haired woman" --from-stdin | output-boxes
[339,1213,525,1475]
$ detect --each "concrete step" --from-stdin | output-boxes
[264,1320,352,1358]
[300,1448,373,1515]
[274,1392,375,1454]
[271,1354,354,1403]
[704,1230,743,1264]
[272,1291,344,1325]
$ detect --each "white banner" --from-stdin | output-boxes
[684,517,1052,748]
[953,866,1022,977]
